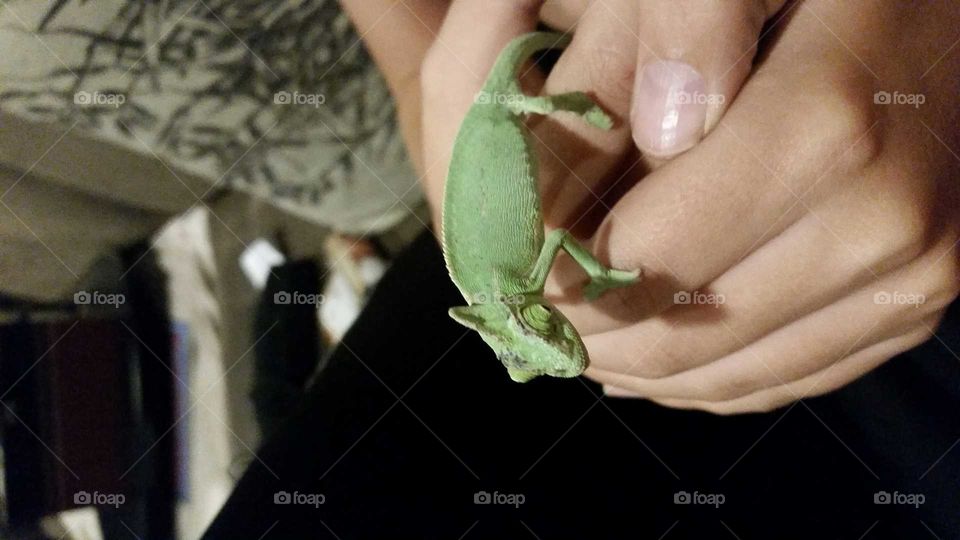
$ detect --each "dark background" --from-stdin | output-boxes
[203,232,960,540]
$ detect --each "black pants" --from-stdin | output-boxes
[203,232,960,539]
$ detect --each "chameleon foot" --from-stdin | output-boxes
[583,268,641,301]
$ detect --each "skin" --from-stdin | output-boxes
[345,0,960,414]
[442,32,639,383]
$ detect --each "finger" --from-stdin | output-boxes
[585,246,955,401]
[421,0,546,213]
[588,313,914,404]
[539,0,590,32]
[576,156,941,354]
[645,322,939,414]
[531,0,641,228]
[603,384,639,398]
[583,167,956,377]
[629,0,789,157]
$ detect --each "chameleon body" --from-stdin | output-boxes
[442,32,641,383]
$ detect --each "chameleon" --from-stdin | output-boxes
[441,31,642,383]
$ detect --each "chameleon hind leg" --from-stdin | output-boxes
[510,92,613,129]
[527,229,640,300]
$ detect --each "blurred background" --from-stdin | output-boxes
[0,0,426,537]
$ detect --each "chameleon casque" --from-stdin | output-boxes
[442,32,642,383]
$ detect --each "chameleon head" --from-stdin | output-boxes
[448,297,587,383]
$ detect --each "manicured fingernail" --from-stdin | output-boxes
[631,60,707,157]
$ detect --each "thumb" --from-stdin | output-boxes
[630,0,790,157]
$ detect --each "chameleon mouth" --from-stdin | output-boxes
[497,351,528,370]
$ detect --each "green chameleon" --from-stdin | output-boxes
[442,31,642,383]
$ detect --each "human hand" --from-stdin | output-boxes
[417,0,960,413]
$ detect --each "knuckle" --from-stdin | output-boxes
[878,191,938,264]
[838,172,940,272]
[786,86,882,174]
[812,95,882,172]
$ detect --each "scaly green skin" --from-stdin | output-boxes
[441,32,641,383]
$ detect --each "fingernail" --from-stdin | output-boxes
[603,384,638,398]
[631,60,707,157]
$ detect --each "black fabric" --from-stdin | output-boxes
[252,259,324,440]
[203,231,960,539]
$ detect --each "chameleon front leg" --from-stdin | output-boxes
[527,229,640,300]
[509,92,613,130]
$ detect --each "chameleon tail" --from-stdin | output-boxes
[480,31,572,93]
[479,32,613,130]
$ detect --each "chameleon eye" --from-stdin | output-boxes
[520,304,555,333]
